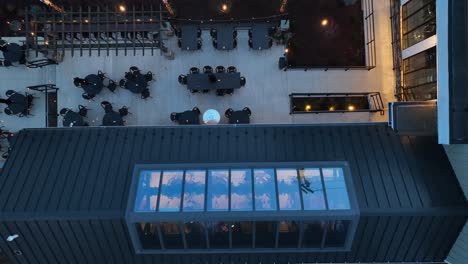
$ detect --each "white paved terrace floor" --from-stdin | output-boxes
[0,0,394,133]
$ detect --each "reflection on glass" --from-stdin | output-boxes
[254,169,277,211]
[302,221,325,248]
[207,170,229,211]
[230,169,253,211]
[159,222,183,249]
[278,221,299,248]
[255,221,276,248]
[322,168,350,209]
[231,222,253,248]
[135,171,160,212]
[183,170,206,212]
[276,169,301,210]
[299,168,326,210]
[324,220,349,248]
[137,223,161,249]
[206,221,229,248]
[184,222,207,249]
[158,171,183,212]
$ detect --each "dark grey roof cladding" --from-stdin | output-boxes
[0,124,465,214]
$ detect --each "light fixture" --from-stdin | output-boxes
[329,106,335,111]
[119,4,126,12]
[305,105,311,111]
[231,224,235,228]
[321,19,329,26]
[284,48,289,53]
[222,4,228,12]
[30,32,35,36]
[348,105,355,111]
[84,19,89,23]
[44,40,49,45]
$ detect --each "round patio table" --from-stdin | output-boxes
[82,74,104,96]
[63,111,86,127]
[125,74,148,94]
[7,93,27,114]
[102,111,124,126]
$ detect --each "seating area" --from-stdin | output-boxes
[171,107,251,125]
[0,90,34,117]
[120,66,153,99]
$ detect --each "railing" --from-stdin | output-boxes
[390,0,404,100]
[27,84,59,127]
[24,5,169,57]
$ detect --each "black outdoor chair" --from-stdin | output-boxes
[216,66,225,73]
[73,77,82,87]
[197,39,202,50]
[129,66,140,75]
[119,79,127,87]
[82,93,95,100]
[177,39,182,48]
[4,108,13,115]
[176,28,182,38]
[225,108,234,118]
[124,72,134,80]
[141,88,151,99]
[145,71,154,82]
[192,107,201,115]
[178,74,187,85]
[248,30,253,38]
[119,106,129,117]
[170,112,180,122]
[191,89,199,94]
[197,29,202,38]
[225,89,234,95]
[101,101,113,113]
[203,66,213,74]
[212,40,218,49]
[5,90,15,97]
[59,108,70,116]
[210,29,217,38]
[243,107,252,116]
[190,67,200,74]
[233,39,237,48]
[97,70,106,80]
[248,38,253,49]
[107,80,117,92]
[240,77,246,86]
[216,89,226,96]
[78,105,88,117]
[227,66,237,73]
[233,30,238,39]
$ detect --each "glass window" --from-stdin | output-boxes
[159,222,183,249]
[253,169,277,211]
[324,220,350,248]
[299,168,326,210]
[207,170,229,211]
[276,169,301,210]
[206,221,229,248]
[158,171,183,212]
[231,221,253,248]
[136,223,161,249]
[230,169,253,211]
[184,222,207,249]
[183,170,206,212]
[255,221,276,248]
[302,221,326,248]
[135,171,160,212]
[322,168,350,209]
[278,221,300,248]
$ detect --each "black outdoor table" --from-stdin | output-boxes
[7,93,27,115]
[102,111,124,126]
[178,111,200,125]
[125,74,148,94]
[216,25,235,50]
[62,111,86,127]
[187,72,241,91]
[180,25,198,51]
[252,24,270,50]
[82,74,104,95]
[2,43,23,62]
[229,111,250,124]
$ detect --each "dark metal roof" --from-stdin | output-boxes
[0,123,465,214]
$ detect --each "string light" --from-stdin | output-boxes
[321,19,329,26]
[118,5,126,12]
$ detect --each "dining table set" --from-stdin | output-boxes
[171,107,251,125]
[0,39,26,66]
[0,90,34,117]
[74,70,117,100]
[119,66,153,99]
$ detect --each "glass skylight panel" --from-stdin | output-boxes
[158,170,183,212]
[207,170,229,211]
[183,170,206,212]
[134,171,161,212]
[299,168,326,210]
[322,168,351,209]
[253,169,277,211]
[276,169,301,210]
[230,169,253,211]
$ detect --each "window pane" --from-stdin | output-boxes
[183,170,206,212]
[136,223,161,249]
[255,221,276,248]
[159,222,183,249]
[278,221,300,248]
[230,169,253,211]
[207,170,229,211]
[206,221,229,248]
[322,168,350,209]
[231,222,253,248]
[324,220,349,248]
[299,168,326,210]
[254,169,277,211]
[159,171,183,212]
[184,222,207,249]
[302,221,326,248]
[135,171,160,212]
[276,169,301,210]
